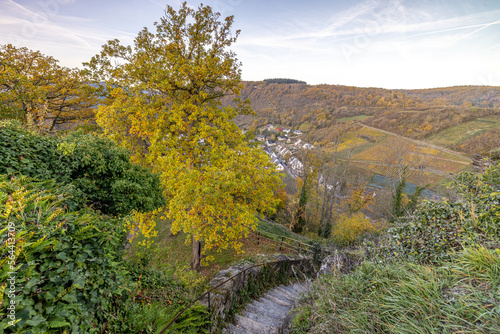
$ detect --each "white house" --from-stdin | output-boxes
[289,156,304,175]
[256,135,266,142]
[266,140,277,147]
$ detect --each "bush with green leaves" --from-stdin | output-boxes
[0,121,63,180]
[0,175,204,333]
[57,131,164,215]
[375,162,500,264]
[0,121,164,215]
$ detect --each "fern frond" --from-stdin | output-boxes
[47,319,70,329]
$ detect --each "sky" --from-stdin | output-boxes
[1,0,499,89]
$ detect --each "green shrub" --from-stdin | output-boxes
[0,121,62,180]
[57,131,164,215]
[387,201,466,264]
[0,175,128,332]
[375,162,500,264]
[0,121,164,215]
[290,306,313,334]
[0,175,197,333]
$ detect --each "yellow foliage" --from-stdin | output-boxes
[1,44,97,130]
[336,135,366,152]
[90,3,282,267]
[417,146,439,156]
[345,186,374,213]
[124,209,160,248]
[332,212,375,246]
[174,263,207,293]
[357,127,384,137]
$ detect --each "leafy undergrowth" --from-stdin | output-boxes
[0,175,204,333]
[372,162,500,265]
[292,247,500,334]
[0,121,165,216]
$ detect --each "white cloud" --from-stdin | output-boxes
[0,0,136,67]
[1,0,498,88]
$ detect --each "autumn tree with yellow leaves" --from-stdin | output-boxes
[85,2,281,269]
[0,44,96,131]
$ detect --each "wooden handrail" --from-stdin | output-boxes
[252,233,308,254]
[250,231,314,255]
[158,258,305,333]
[251,229,312,247]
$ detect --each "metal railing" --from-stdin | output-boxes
[158,258,306,333]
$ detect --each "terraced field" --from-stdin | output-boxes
[427,115,500,148]
[333,124,472,187]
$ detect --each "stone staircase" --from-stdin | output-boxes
[223,282,309,334]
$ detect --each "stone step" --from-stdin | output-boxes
[267,289,295,303]
[282,284,299,294]
[223,323,254,334]
[224,282,309,334]
[274,286,299,300]
[240,308,281,328]
[262,291,294,307]
[233,314,279,334]
[246,299,290,320]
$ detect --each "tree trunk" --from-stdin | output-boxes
[191,236,202,270]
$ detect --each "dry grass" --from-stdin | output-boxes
[292,247,500,334]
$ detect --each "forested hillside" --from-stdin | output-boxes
[225,81,499,155]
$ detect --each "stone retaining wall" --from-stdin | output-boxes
[199,254,315,332]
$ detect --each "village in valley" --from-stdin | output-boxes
[253,124,311,176]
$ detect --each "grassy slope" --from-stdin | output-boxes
[257,218,313,243]
[336,115,372,122]
[292,247,500,334]
[427,115,500,148]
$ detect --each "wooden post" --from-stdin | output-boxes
[208,291,211,333]
[280,236,283,251]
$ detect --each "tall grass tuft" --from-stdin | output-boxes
[293,247,500,333]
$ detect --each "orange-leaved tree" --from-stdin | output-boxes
[0,44,96,131]
[85,2,282,269]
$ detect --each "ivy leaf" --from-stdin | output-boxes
[25,315,46,327]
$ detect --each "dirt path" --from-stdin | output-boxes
[359,124,472,162]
